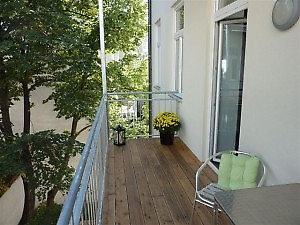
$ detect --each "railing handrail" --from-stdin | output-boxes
[107,90,178,96]
[57,97,107,225]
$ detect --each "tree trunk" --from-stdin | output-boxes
[18,82,35,225]
[71,117,79,138]
[0,75,13,138]
[46,187,59,206]
[18,177,35,225]
[22,82,31,134]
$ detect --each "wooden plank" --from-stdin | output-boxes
[152,140,204,225]
[173,139,200,166]
[176,139,217,183]
[141,139,175,225]
[171,139,217,188]
[145,140,187,225]
[102,138,232,225]
[122,143,145,225]
[129,140,160,225]
[170,142,199,186]
[101,145,115,225]
[114,145,130,225]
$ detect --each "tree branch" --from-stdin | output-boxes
[75,124,92,138]
[29,77,53,92]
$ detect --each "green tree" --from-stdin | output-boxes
[0,0,148,224]
[0,131,83,202]
[0,1,83,223]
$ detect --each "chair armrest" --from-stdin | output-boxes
[195,151,225,191]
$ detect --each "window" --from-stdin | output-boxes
[174,3,184,94]
[153,19,161,90]
[210,3,248,156]
[176,4,184,31]
[218,0,237,8]
[175,35,183,93]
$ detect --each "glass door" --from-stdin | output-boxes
[212,20,247,155]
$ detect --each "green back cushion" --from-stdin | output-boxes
[217,153,260,190]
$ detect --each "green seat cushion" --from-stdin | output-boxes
[217,153,260,190]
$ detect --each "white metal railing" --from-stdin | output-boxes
[106,91,180,139]
[57,97,108,225]
[57,91,180,225]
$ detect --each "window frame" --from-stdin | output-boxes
[153,19,162,90]
[173,1,184,96]
[209,0,248,157]
[215,0,248,21]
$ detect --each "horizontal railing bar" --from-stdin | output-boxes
[125,133,179,139]
[168,93,182,102]
[107,98,176,102]
[107,91,178,96]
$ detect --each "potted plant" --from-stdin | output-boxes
[153,111,181,145]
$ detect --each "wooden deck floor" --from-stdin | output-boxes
[102,137,231,225]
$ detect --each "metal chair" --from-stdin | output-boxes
[189,150,266,225]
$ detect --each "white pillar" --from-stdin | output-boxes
[98,0,107,95]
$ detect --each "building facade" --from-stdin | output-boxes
[151,0,300,185]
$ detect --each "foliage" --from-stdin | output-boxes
[102,0,148,53]
[0,0,148,223]
[153,112,181,133]
[0,174,18,197]
[45,71,102,122]
[46,0,148,128]
[26,203,62,225]
[0,176,9,197]
[106,54,148,92]
[108,100,150,139]
[0,130,84,202]
[0,0,79,87]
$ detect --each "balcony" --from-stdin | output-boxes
[102,138,231,225]
[57,92,231,225]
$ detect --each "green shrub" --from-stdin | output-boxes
[0,175,17,197]
[0,177,9,197]
[27,203,63,225]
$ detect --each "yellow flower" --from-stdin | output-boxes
[153,112,181,132]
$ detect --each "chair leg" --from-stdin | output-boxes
[213,204,219,225]
[189,199,196,225]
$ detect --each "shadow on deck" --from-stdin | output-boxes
[102,137,231,225]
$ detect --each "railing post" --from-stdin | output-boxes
[98,0,107,95]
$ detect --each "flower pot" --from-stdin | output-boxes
[159,131,174,145]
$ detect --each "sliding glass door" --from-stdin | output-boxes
[212,20,247,155]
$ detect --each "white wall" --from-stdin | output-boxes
[152,0,300,185]
[240,0,300,185]
[10,87,88,143]
[178,0,214,161]
[152,0,175,92]
[151,0,215,161]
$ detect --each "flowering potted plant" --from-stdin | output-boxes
[153,112,181,145]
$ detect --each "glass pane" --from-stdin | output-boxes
[175,37,183,92]
[176,5,184,31]
[219,0,237,8]
[216,22,246,152]
[227,10,247,20]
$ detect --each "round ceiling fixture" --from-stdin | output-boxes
[272,0,300,30]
